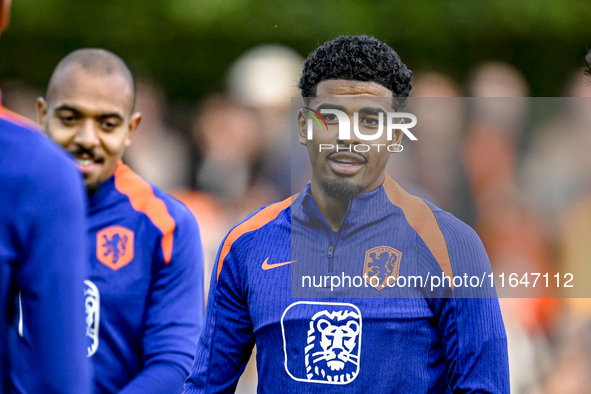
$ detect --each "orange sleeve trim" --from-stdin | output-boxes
[0,105,41,132]
[216,196,294,281]
[383,175,454,284]
[114,161,176,264]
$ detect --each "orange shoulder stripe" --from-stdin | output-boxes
[114,161,176,264]
[0,105,41,131]
[217,196,294,281]
[383,175,454,282]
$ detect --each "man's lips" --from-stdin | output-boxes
[73,156,103,174]
[327,152,366,175]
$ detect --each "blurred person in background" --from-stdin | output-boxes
[124,78,191,191]
[520,70,591,231]
[543,322,591,394]
[192,93,261,207]
[226,44,304,201]
[191,44,303,219]
[464,62,556,394]
[0,79,41,121]
[186,44,304,249]
[187,44,303,306]
[0,0,91,392]
[404,72,475,225]
[178,94,249,299]
[542,50,591,393]
[520,67,591,329]
[37,48,204,394]
[186,45,303,393]
[186,93,259,295]
[522,70,591,308]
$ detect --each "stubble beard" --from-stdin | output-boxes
[320,177,364,201]
[86,179,102,196]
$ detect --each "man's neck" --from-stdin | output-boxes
[308,172,387,231]
[86,177,112,200]
[309,182,350,231]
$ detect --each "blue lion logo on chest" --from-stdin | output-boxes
[102,233,128,264]
[96,226,135,270]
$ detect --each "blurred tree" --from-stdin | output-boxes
[1,0,590,104]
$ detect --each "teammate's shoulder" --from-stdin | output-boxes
[382,175,486,276]
[151,183,196,220]
[0,105,41,134]
[382,175,479,241]
[425,200,482,246]
[0,112,81,187]
[112,162,201,264]
[214,197,293,280]
[220,197,293,252]
[1,112,55,158]
[112,161,197,227]
[230,196,293,237]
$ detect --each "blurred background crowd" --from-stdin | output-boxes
[2,0,591,393]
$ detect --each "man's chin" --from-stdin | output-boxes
[320,177,364,201]
[84,178,103,196]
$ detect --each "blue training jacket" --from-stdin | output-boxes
[0,102,91,393]
[86,161,204,394]
[185,175,509,393]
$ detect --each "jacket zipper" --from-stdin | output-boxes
[328,245,335,273]
[326,204,352,274]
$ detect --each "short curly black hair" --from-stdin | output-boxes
[298,35,412,109]
[585,48,591,77]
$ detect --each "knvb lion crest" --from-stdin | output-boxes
[363,246,402,290]
[96,226,134,270]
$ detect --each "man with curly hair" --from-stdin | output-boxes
[185,35,509,393]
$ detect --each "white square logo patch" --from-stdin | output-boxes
[281,301,362,385]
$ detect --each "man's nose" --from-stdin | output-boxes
[73,120,99,149]
[336,116,364,146]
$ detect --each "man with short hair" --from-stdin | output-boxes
[0,1,90,392]
[185,35,509,393]
[37,48,204,394]
[585,48,591,76]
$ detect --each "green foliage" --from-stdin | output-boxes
[1,0,590,101]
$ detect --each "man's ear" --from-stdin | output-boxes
[125,112,142,147]
[36,97,48,130]
[297,109,308,146]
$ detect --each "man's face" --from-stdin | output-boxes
[37,66,140,193]
[298,80,402,200]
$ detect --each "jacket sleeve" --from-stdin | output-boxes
[436,212,510,394]
[119,205,204,394]
[13,145,91,393]
[184,231,256,394]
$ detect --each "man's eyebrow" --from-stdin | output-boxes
[314,103,347,112]
[54,105,81,114]
[54,105,124,121]
[97,113,124,121]
[359,107,387,116]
